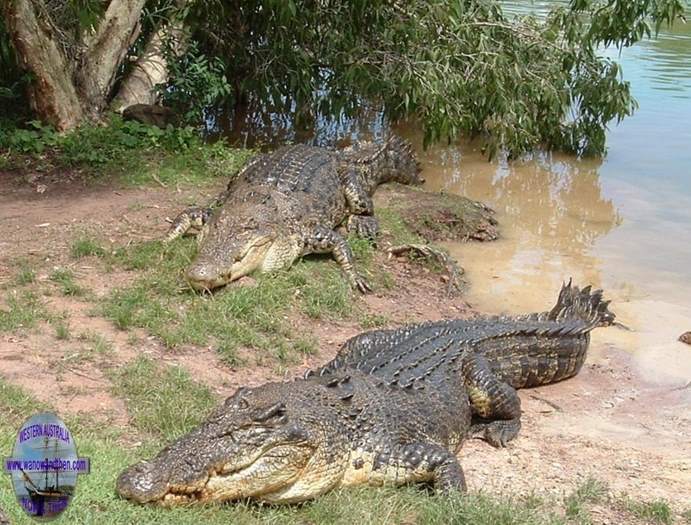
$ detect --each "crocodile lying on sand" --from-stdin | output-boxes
[116,281,614,505]
[166,136,422,292]
[313,280,615,446]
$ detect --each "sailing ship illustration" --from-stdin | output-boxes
[18,435,73,517]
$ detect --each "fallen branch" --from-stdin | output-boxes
[388,243,464,295]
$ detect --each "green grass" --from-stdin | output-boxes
[0,290,48,332]
[0,379,48,423]
[49,267,85,296]
[58,331,115,366]
[109,356,217,441]
[122,139,254,187]
[359,312,390,329]
[77,331,115,356]
[682,508,691,523]
[100,237,379,365]
[71,235,107,258]
[15,267,36,285]
[53,318,71,340]
[378,206,425,245]
[1,116,253,187]
[623,498,673,525]
[564,477,608,522]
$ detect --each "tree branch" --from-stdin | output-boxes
[76,0,147,117]
[111,0,189,112]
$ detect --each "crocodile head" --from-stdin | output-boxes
[116,381,345,505]
[185,206,291,291]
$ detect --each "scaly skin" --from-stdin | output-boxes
[314,280,615,446]
[116,282,614,505]
[166,136,422,292]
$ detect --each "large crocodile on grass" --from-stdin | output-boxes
[116,281,614,505]
[166,136,422,292]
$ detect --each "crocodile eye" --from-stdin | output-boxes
[225,388,250,409]
[251,402,286,423]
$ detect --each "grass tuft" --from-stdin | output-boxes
[359,312,389,329]
[71,235,107,258]
[15,267,36,285]
[110,356,217,440]
[49,268,85,296]
[53,319,71,340]
[0,290,47,332]
[564,477,608,521]
[624,498,673,525]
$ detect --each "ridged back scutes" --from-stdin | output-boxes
[239,144,339,194]
[548,279,615,328]
[310,306,609,388]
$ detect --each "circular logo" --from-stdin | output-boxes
[3,412,90,521]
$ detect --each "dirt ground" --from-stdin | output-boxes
[1,173,689,519]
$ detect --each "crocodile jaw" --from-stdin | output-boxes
[117,444,314,505]
[186,236,274,290]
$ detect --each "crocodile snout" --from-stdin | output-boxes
[186,263,228,291]
[116,460,169,503]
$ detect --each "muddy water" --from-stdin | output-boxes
[415,16,691,386]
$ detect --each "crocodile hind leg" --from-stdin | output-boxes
[463,354,522,447]
[341,168,380,240]
[301,226,372,293]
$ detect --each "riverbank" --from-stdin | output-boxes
[0,136,689,523]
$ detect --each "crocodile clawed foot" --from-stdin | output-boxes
[351,275,373,294]
[165,207,213,243]
[347,215,380,241]
[471,419,521,448]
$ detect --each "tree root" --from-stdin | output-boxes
[388,243,464,295]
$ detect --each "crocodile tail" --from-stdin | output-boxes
[548,279,615,328]
[347,135,411,164]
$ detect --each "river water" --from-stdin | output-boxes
[416,9,691,386]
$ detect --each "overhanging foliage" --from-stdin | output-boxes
[1,0,687,156]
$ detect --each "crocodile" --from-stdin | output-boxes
[116,281,614,505]
[166,136,422,292]
[312,280,616,446]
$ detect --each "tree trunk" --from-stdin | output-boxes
[76,0,147,118]
[3,0,146,127]
[111,2,188,112]
[3,0,83,130]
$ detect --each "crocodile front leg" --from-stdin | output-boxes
[341,168,380,240]
[345,442,466,492]
[164,186,231,243]
[165,207,213,243]
[396,442,467,492]
[301,226,372,293]
[463,354,522,447]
